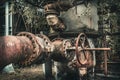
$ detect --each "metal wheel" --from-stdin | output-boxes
[75,33,90,66]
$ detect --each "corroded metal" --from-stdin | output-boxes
[17,32,42,66]
[51,38,75,62]
[0,32,54,70]
[36,34,54,53]
[0,31,111,78]
[0,35,33,70]
[50,34,93,69]
[75,33,93,68]
[75,33,111,76]
[66,47,111,51]
[51,38,65,62]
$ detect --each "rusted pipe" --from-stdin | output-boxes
[0,32,54,70]
[0,35,33,70]
[81,48,111,51]
[66,47,111,51]
[17,32,42,66]
[104,51,108,76]
[51,38,74,62]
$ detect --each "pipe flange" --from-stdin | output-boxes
[36,34,54,52]
[52,38,64,49]
[62,39,75,61]
[17,32,42,66]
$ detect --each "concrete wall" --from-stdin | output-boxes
[60,2,99,32]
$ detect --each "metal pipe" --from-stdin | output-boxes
[10,5,12,35]
[0,36,33,70]
[67,47,111,51]
[0,32,54,70]
[82,48,111,51]
[104,51,108,76]
[5,2,9,35]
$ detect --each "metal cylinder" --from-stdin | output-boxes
[0,32,55,70]
[0,35,33,70]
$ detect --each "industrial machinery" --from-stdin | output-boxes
[0,0,120,80]
[0,31,111,80]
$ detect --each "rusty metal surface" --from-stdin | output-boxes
[0,35,33,70]
[0,31,112,79]
[36,34,54,53]
[67,47,111,51]
[0,32,56,69]
[17,32,42,66]
[51,38,65,62]
[75,33,93,69]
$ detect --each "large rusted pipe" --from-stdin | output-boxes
[0,35,33,70]
[0,31,56,70]
[0,32,54,70]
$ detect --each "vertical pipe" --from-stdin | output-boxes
[45,58,53,80]
[5,2,9,36]
[104,51,108,76]
[54,62,58,80]
[10,6,12,35]
[103,36,108,76]
[42,64,45,75]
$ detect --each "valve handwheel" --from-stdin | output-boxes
[75,33,90,67]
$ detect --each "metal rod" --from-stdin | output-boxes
[82,48,111,51]
[104,51,108,76]
[67,47,111,51]
[96,73,120,78]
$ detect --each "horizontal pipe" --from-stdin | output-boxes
[67,47,111,51]
[0,36,33,70]
[96,73,120,78]
[82,48,111,51]
[0,32,54,70]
